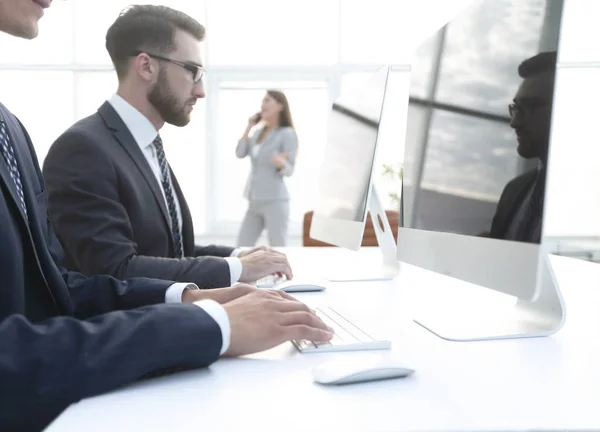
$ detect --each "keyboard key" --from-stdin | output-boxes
[292,306,391,353]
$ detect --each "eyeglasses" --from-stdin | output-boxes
[508,101,548,118]
[131,51,204,83]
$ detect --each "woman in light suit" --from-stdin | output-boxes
[236,90,298,246]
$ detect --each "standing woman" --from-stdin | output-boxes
[236,90,298,246]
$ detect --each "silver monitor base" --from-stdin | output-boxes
[325,186,400,282]
[413,254,565,341]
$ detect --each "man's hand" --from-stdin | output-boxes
[238,245,284,259]
[238,248,293,282]
[181,284,257,305]
[223,290,334,357]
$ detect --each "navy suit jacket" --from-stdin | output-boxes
[0,103,222,431]
[43,102,234,289]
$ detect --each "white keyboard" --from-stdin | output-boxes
[292,306,391,353]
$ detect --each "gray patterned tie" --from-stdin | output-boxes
[152,135,183,258]
[0,119,27,217]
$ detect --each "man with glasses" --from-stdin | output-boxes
[489,51,557,243]
[0,2,332,429]
[43,5,294,289]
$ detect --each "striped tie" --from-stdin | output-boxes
[0,120,27,217]
[152,135,183,258]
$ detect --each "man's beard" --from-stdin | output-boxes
[148,70,191,127]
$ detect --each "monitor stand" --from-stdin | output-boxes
[412,251,566,341]
[324,186,400,282]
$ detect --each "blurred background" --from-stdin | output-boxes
[0,0,597,252]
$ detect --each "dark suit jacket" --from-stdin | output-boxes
[0,103,222,431]
[43,102,234,289]
[489,169,538,239]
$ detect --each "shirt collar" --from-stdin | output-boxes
[107,94,158,151]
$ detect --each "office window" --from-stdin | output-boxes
[73,1,206,65]
[74,72,119,119]
[213,81,329,226]
[0,71,74,163]
[206,0,338,66]
[339,0,472,65]
[161,107,208,233]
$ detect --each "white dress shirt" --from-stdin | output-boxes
[165,284,231,355]
[107,94,242,284]
[106,94,240,355]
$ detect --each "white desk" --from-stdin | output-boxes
[47,247,600,431]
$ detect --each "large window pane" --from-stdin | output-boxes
[160,106,207,233]
[557,0,599,63]
[214,81,329,226]
[340,0,473,65]
[543,67,600,237]
[0,71,74,163]
[435,0,546,115]
[73,1,206,65]
[75,72,119,119]
[206,0,337,66]
[0,1,73,64]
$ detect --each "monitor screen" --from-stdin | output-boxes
[401,0,562,245]
[312,66,389,223]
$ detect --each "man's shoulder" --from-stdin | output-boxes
[505,169,537,188]
[499,169,538,201]
[48,110,114,157]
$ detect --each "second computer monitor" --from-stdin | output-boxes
[309,66,399,281]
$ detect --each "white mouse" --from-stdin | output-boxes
[312,358,414,385]
[275,280,326,293]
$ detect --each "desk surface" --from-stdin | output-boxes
[47,247,600,432]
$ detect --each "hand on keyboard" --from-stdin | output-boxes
[237,247,293,282]
[222,290,334,357]
[292,307,391,353]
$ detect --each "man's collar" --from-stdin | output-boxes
[107,94,158,150]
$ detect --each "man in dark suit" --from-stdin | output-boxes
[43,5,292,289]
[0,2,332,429]
[489,51,556,243]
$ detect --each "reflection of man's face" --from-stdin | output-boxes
[509,70,554,161]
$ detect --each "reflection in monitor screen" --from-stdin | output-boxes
[401,0,560,245]
[313,66,389,223]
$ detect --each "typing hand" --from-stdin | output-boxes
[181,284,257,305]
[238,245,285,259]
[223,290,334,357]
[238,248,293,282]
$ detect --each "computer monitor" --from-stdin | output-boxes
[309,65,400,281]
[398,0,566,340]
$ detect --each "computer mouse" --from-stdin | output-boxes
[312,358,414,385]
[275,280,326,293]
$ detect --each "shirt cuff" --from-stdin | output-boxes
[230,248,242,257]
[165,283,198,303]
[193,299,231,355]
[224,257,242,285]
